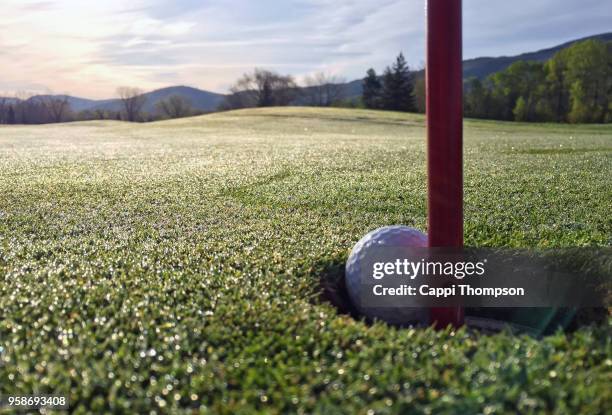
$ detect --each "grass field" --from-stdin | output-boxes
[0,107,610,413]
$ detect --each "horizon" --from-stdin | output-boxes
[2,0,611,99]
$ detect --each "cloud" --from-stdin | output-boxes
[463,0,612,57]
[1,0,610,98]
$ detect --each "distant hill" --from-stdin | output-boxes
[29,95,101,112]
[144,86,225,112]
[463,32,612,79]
[88,86,225,113]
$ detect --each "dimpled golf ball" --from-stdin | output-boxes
[345,225,429,326]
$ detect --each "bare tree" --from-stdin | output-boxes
[26,98,51,123]
[302,72,346,106]
[42,96,71,123]
[117,87,147,122]
[8,92,54,124]
[0,97,7,124]
[7,105,16,124]
[224,69,297,109]
[156,95,193,119]
[14,91,34,123]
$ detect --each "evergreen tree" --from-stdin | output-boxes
[362,69,382,109]
[381,53,416,112]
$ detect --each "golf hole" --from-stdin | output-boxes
[319,261,362,320]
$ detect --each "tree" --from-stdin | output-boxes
[224,69,297,109]
[0,98,7,124]
[381,53,416,112]
[302,72,346,106]
[607,41,612,123]
[513,96,528,121]
[563,40,610,123]
[156,95,193,118]
[17,97,50,124]
[7,106,15,124]
[487,61,546,121]
[544,49,571,122]
[362,68,382,109]
[13,92,34,124]
[464,77,492,119]
[42,96,71,123]
[117,87,147,122]
[414,75,426,113]
[450,39,612,124]
[76,110,94,121]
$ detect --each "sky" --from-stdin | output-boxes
[1,0,610,98]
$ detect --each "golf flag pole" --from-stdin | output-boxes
[426,0,465,327]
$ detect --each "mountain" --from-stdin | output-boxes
[334,79,363,101]
[144,86,225,112]
[88,86,225,113]
[463,32,612,79]
[333,32,612,102]
[31,95,101,112]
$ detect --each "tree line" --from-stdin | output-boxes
[464,39,612,123]
[224,40,612,124]
[1,39,609,124]
[0,73,349,124]
[219,54,418,112]
[0,95,72,124]
[0,88,201,124]
[219,70,348,110]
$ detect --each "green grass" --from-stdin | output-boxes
[0,107,610,413]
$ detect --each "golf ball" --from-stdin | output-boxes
[345,225,429,326]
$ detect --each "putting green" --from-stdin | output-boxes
[0,108,610,413]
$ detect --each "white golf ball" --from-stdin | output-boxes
[345,225,429,326]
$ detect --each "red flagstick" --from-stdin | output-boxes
[426,0,465,328]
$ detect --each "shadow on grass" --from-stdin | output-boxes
[317,259,361,320]
[566,308,609,331]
